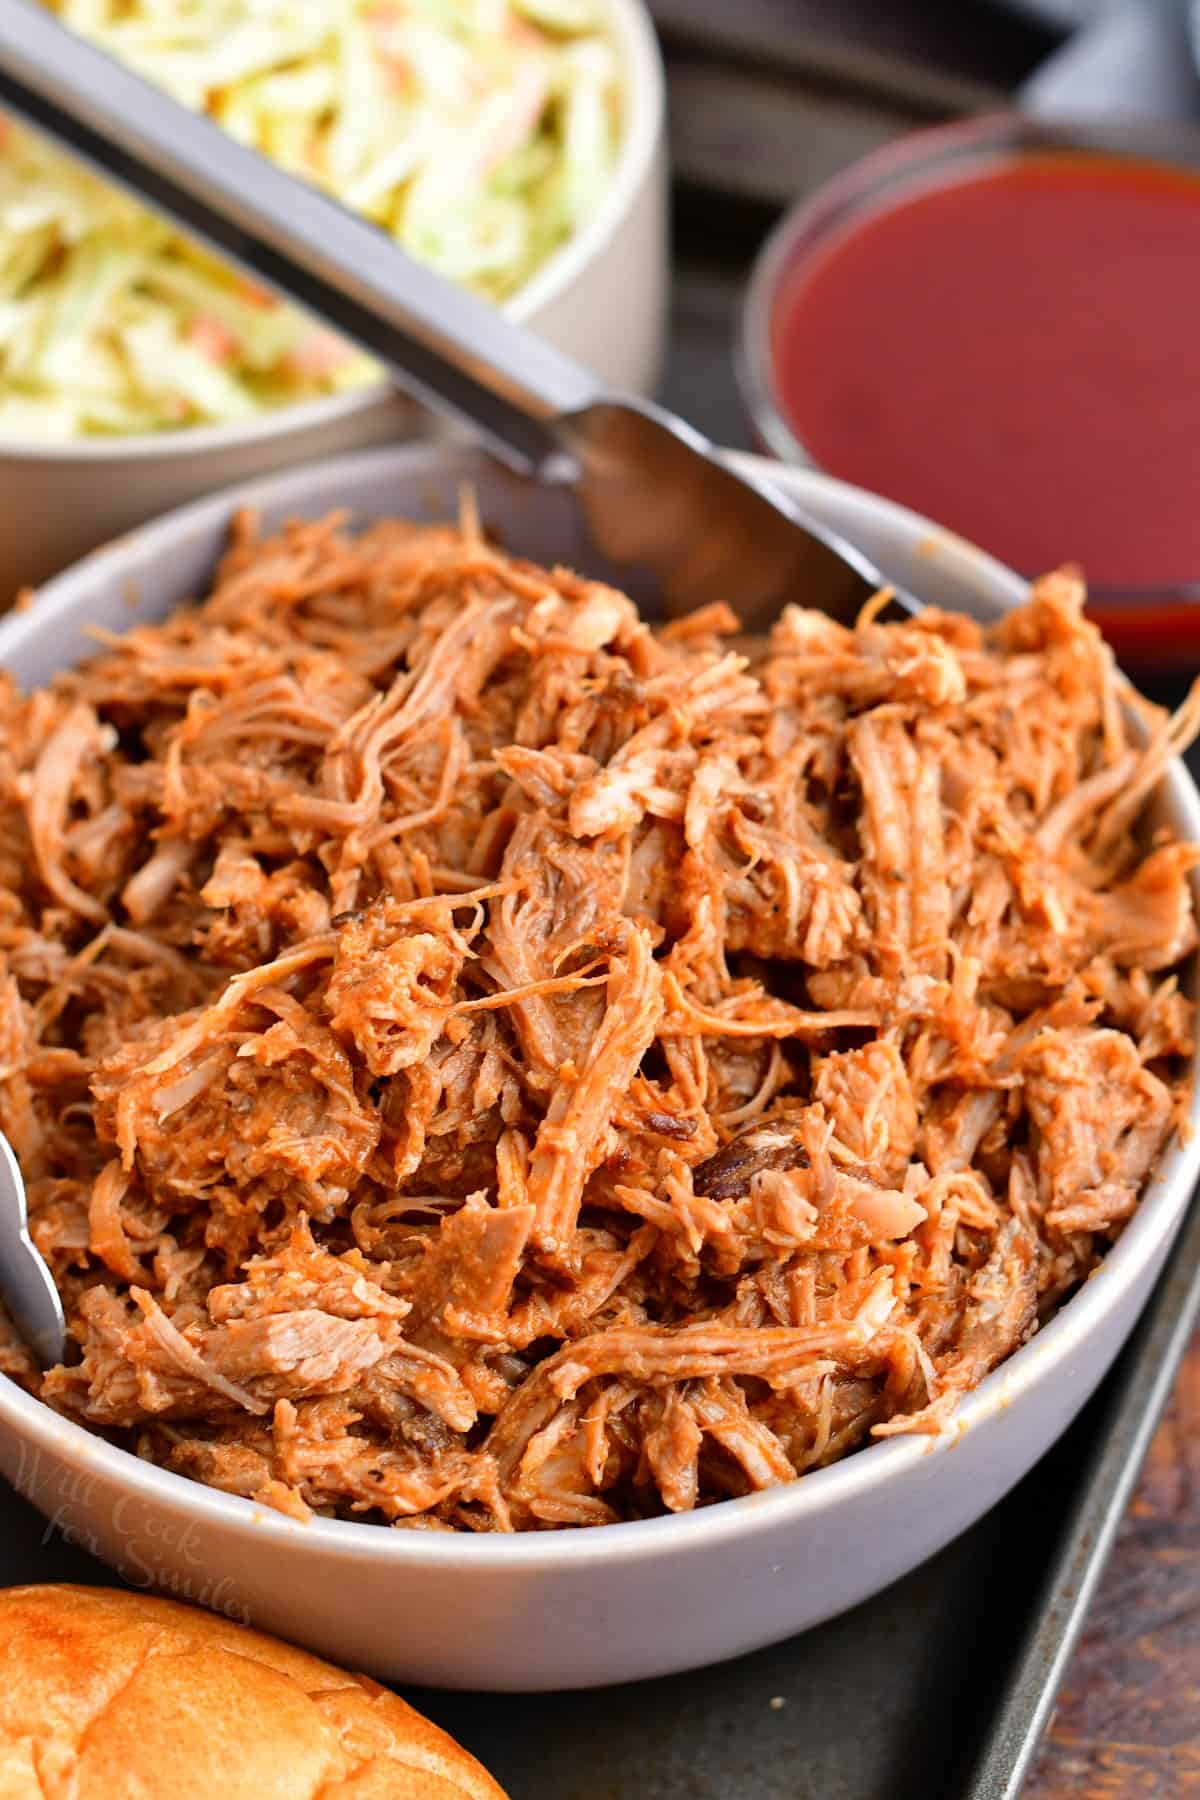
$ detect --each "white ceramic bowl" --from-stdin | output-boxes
[0,0,666,602]
[1,443,1197,1693]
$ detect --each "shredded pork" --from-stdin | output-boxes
[1,511,1196,1531]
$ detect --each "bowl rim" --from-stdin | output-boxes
[0,0,665,465]
[2,442,1199,1573]
[736,109,1200,612]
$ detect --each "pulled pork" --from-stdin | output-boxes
[1,511,1196,1530]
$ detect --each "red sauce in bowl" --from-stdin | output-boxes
[771,154,1200,596]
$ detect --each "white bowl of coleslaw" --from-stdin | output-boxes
[1,441,1198,1693]
[0,0,665,599]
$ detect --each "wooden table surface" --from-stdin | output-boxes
[1024,1339,1200,1796]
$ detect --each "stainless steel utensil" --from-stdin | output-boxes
[0,1133,65,1369]
[0,0,916,629]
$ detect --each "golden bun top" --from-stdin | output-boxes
[0,1584,509,1799]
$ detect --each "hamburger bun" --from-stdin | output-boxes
[0,1585,508,1798]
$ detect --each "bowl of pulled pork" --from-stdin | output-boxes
[0,441,1198,1691]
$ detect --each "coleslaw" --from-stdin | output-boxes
[0,0,621,438]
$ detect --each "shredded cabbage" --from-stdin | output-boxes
[0,0,620,437]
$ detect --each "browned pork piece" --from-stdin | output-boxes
[0,514,1194,1531]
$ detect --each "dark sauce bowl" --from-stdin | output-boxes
[738,114,1200,670]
